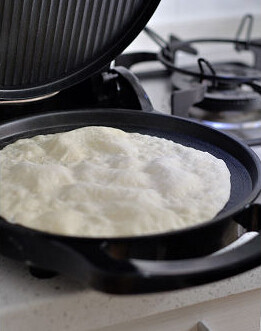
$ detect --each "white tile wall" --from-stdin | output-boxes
[149,0,261,26]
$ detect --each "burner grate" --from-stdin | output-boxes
[116,14,261,145]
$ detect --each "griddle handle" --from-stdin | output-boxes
[83,204,261,294]
[11,228,261,295]
[130,233,261,292]
[10,204,261,295]
[91,233,261,294]
[8,227,261,295]
[67,205,261,294]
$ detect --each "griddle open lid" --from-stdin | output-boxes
[0,0,160,100]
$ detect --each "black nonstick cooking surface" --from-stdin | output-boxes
[0,109,261,294]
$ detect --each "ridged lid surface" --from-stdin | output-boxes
[0,0,160,99]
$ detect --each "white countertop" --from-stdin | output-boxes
[1,16,261,331]
[1,254,261,331]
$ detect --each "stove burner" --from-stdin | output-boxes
[189,107,261,130]
[199,85,261,112]
[172,63,261,112]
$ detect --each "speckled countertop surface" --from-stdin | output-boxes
[1,254,261,331]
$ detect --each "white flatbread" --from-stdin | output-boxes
[0,126,231,237]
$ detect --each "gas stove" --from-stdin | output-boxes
[116,14,261,146]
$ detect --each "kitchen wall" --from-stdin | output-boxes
[148,0,261,25]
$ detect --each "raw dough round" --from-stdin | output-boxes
[0,126,231,237]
